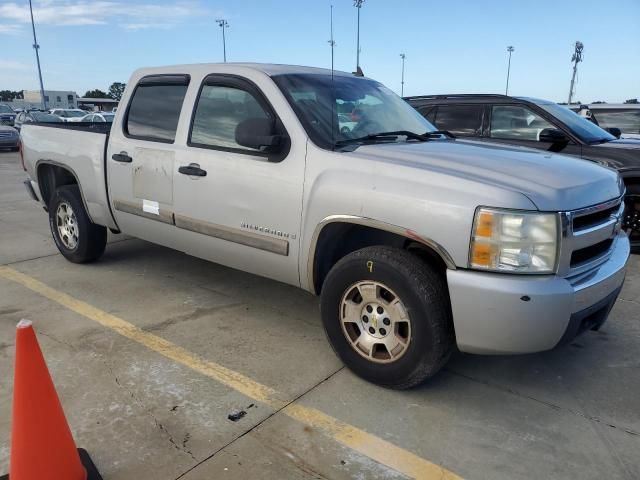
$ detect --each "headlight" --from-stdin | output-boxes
[469,208,558,273]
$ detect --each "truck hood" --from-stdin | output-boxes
[351,139,622,211]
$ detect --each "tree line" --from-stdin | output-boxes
[0,82,126,102]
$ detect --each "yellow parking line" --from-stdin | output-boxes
[0,266,462,480]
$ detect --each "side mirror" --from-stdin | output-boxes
[539,128,569,144]
[235,118,282,152]
[605,127,622,139]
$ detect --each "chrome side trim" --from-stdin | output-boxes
[174,214,289,256]
[113,199,175,225]
[307,215,457,293]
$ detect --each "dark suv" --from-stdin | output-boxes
[405,94,640,250]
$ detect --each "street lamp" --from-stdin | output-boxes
[354,0,365,71]
[328,5,336,72]
[216,19,229,63]
[505,46,514,95]
[29,0,46,110]
[400,53,406,97]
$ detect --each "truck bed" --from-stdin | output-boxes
[20,122,117,230]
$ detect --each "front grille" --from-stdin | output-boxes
[558,197,623,277]
[571,238,613,267]
[0,132,15,138]
[573,205,619,231]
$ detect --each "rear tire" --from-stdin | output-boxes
[48,185,107,263]
[320,246,455,389]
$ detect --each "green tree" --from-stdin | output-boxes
[83,89,109,99]
[624,98,639,104]
[108,82,126,101]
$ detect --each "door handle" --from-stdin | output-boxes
[112,152,132,163]
[178,164,207,177]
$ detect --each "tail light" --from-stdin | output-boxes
[18,139,26,171]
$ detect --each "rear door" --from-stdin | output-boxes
[430,104,484,137]
[107,74,190,248]
[172,73,305,286]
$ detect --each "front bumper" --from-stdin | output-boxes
[447,232,629,354]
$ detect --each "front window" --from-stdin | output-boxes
[490,105,554,141]
[65,110,85,118]
[591,109,640,135]
[0,105,13,114]
[272,73,435,149]
[538,103,615,143]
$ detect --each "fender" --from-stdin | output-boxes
[306,214,456,293]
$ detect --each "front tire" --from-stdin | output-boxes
[48,185,107,263]
[320,246,455,389]
[623,184,640,254]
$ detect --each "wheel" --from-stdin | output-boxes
[320,246,455,389]
[623,184,640,253]
[48,185,107,263]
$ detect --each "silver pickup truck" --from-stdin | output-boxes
[19,63,629,388]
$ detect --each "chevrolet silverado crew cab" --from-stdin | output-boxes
[20,64,629,388]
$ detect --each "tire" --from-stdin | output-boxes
[320,246,455,389]
[48,185,107,263]
[623,184,640,254]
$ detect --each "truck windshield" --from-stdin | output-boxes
[273,73,436,150]
[0,105,14,114]
[538,103,615,144]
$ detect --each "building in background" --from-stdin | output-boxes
[22,89,78,109]
[77,97,119,112]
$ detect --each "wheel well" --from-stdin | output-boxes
[312,222,448,294]
[37,163,78,209]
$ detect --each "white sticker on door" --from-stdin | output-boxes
[142,199,160,215]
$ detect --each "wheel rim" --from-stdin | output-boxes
[56,201,79,250]
[623,194,640,246]
[339,281,412,364]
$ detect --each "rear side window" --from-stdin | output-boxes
[125,76,189,143]
[190,84,271,152]
[418,105,437,124]
[433,104,483,136]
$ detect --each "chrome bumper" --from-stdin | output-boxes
[447,232,629,354]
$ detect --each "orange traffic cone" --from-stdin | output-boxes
[1,319,102,480]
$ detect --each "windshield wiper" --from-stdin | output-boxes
[334,129,455,150]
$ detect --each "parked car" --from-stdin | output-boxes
[405,94,640,250]
[20,64,628,388]
[49,108,88,122]
[14,110,63,131]
[574,104,640,140]
[80,112,115,123]
[0,125,20,151]
[0,103,17,126]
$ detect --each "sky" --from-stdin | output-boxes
[0,0,638,102]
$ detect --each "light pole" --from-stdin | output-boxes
[29,0,46,110]
[505,46,514,95]
[216,19,229,62]
[328,5,336,72]
[354,0,364,71]
[400,53,406,97]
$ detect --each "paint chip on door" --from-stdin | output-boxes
[142,199,160,215]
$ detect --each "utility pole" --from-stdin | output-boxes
[354,0,364,71]
[216,19,229,62]
[328,5,336,71]
[505,46,514,95]
[400,53,406,97]
[29,0,46,110]
[568,41,584,105]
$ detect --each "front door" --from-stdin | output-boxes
[108,75,190,248]
[172,74,305,286]
[481,104,583,157]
